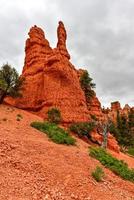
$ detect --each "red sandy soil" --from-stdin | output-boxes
[0,104,134,200]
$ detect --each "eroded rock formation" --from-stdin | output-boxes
[56,21,70,59]
[4,21,122,152]
[88,96,104,119]
[6,22,90,123]
[105,101,132,123]
[90,131,120,153]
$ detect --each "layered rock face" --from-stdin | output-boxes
[7,22,89,123]
[88,96,104,119]
[106,101,132,123]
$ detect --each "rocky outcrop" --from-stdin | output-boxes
[105,101,132,123]
[88,96,104,120]
[5,22,90,123]
[111,101,121,111]
[90,131,120,153]
[123,104,131,116]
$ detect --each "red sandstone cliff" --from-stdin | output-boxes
[4,22,121,152]
[6,22,90,123]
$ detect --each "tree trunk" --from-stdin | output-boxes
[101,125,108,149]
[0,90,6,104]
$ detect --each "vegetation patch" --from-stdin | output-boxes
[47,108,61,124]
[89,147,134,182]
[90,114,98,121]
[0,64,24,104]
[70,122,95,138]
[31,121,76,145]
[109,110,134,147]
[92,166,105,182]
[16,114,23,121]
[127,148,134,157]
[80,70,96,100]
[17,114,23,119]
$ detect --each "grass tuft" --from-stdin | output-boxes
[127,148,134,157]
[92,166,105,182]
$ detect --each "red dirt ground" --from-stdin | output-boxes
[0,104,134,200]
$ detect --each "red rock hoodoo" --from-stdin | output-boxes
[4,21,122,152]
[7,22,90,123]
[111,101,121,111]
[105,101,133,123]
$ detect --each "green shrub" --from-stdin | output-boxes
[31,121,76,145]
[47,108,61,124]
[90,114,98,121]
[127,148,134,156]
[92,166,105,182]
[17,114,23,119]
[80,70,96,100]
[89,147,134,182]
[109,111,134,147]
[16,114,23,121]
[0,63,24,104]
[70,122,94,138]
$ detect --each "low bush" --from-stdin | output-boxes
[16,114,23,121]
[31,121,76,145]
[89,147,134,182]
[69,122,94,138]
[92,166,105,182]
[127,148,134,157]
[47,108,61,124]
[17,114,23,119]
[90,114,98,121]
[80,70,96,100]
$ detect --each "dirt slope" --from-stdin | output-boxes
[0,104,134,200]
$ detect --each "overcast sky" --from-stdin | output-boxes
[0,0,134,108]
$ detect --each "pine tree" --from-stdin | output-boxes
[80,70,96,100]
[0,64,24,103]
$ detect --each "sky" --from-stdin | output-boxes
[0,0,134,108]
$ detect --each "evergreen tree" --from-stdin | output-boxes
[0,64,24,103]
[80,70,96,100]
[128,109,134,129]
[110,111,134,147]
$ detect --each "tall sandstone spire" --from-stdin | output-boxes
[6,22,90,123]
[56,21,70,59]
